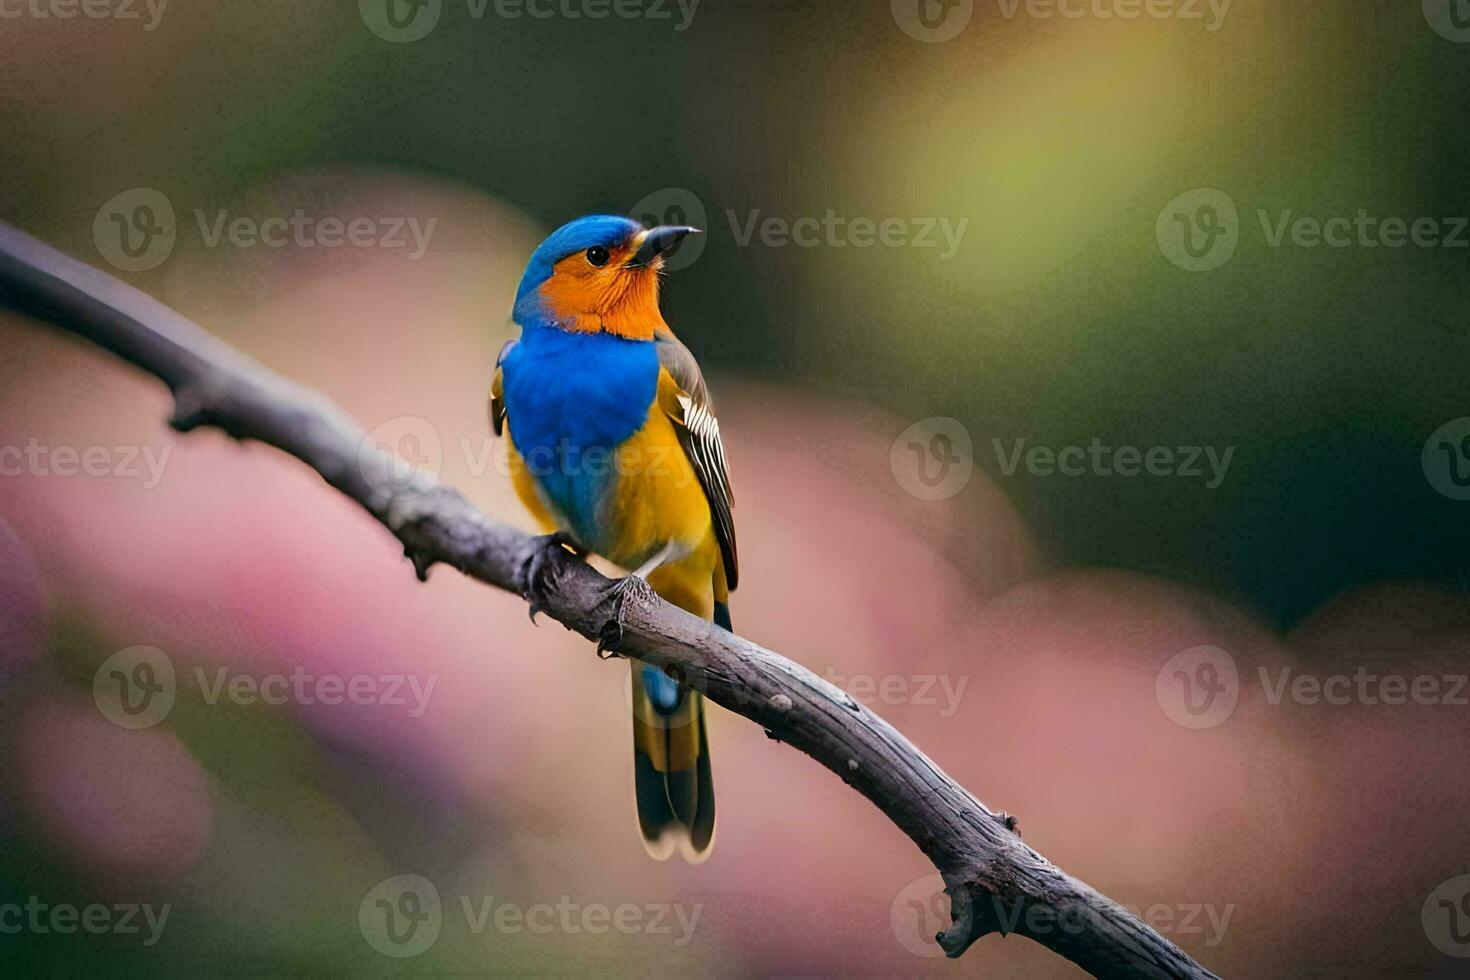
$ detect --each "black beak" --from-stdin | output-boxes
[629,225,700,267]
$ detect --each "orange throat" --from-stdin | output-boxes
[537,260,667,340]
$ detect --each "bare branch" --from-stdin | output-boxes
[0,221,1218,979]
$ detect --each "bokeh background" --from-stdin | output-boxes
[3,1,1470,976]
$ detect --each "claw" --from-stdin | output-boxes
[593,575,640,657]
[403,545,434,583]
[595,623,621,659]
[520,532,580,625]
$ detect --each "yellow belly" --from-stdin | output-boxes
[506,401,720,618]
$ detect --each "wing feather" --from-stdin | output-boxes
[489,338,515,437]
[656,333,738,590]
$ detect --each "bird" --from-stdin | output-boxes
[490,215,737,862]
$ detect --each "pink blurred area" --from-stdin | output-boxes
[0,516,46,680]
[1,176,1468,976]
[14,699,212,887]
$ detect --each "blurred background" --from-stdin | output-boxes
[3,1,1470,976]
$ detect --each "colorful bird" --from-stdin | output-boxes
[491,215,736,861]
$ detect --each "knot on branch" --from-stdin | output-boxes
[386,485,473,581]
[937,876,1011,958]
[169,382,224,433]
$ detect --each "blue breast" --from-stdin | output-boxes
[501,325,659,548]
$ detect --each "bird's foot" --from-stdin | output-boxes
[593,574,645,659]
[521,532,581,624]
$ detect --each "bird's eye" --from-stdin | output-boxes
[586,246,610,267]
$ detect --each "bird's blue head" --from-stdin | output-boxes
[512,215,698,340]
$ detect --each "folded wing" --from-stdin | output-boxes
[654,331,738,590]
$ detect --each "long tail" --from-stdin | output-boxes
[629,593,728,862]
